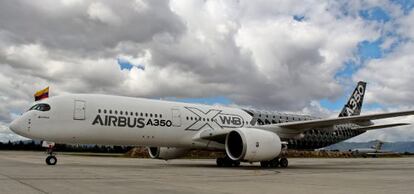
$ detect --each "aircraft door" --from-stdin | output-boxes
[73,100,86,120]
[171,108,181,127]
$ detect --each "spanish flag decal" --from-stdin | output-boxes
[34,87,49,101]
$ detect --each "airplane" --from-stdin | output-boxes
[8,81,414,167]
[350,140,394,157]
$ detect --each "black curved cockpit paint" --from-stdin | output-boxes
[28,103,51,112]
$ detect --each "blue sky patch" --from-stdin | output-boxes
[391,0,414,14]
[357,40,383,61]
[335,60,360,78]
[359,7,391,22]
[319,97,347,111]
[293,15,305,22]
[118,58,133,70]
[117,58,145,71]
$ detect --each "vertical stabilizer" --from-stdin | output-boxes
[371,140,384,151]
[338,81,366,117]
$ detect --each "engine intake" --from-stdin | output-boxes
[225,128,282,162]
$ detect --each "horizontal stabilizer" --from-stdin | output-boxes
[351,123,410,131]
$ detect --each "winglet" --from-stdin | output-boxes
[339,81,366,117]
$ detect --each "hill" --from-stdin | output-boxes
[325,141,414,153]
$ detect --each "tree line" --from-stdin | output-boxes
[0,140,133,153]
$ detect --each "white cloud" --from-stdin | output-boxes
[133,0,149,13]
[87,2,121,26]
[0,0,412,142]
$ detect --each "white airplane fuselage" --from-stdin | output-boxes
[10,94,255,149]
[10,94,368,151]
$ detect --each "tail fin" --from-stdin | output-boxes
[338,81,366,117]
[371,140,384,151]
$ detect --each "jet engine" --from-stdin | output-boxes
[148,147,189,160]
[225,128,282,162]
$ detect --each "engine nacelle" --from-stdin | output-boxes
[225,128,282,162]
[148,147,189,160]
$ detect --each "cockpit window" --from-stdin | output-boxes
[28,103,51,112]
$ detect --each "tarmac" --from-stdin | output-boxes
[0,151,413,194]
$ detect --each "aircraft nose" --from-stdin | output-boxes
[9,118,23,134]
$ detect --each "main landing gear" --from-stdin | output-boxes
[215,156,288,168]
[260,157,288,168]
[43,141,57,165]
[216,156,240,167]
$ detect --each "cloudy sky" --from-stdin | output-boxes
[0,0,413,143]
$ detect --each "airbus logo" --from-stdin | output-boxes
[185,107,245,131]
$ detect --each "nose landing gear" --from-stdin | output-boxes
[42,141,57,165]
[46,155,57,165]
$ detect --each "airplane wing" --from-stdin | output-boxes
[259,110,414,131]
[197,110,414,142]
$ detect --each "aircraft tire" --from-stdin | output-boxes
[223,159,233,167]
[279,158,288,168]
[46,155,57,165]
[269,158,279,168]
[260,161,269,168]
[216,158,224,167]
